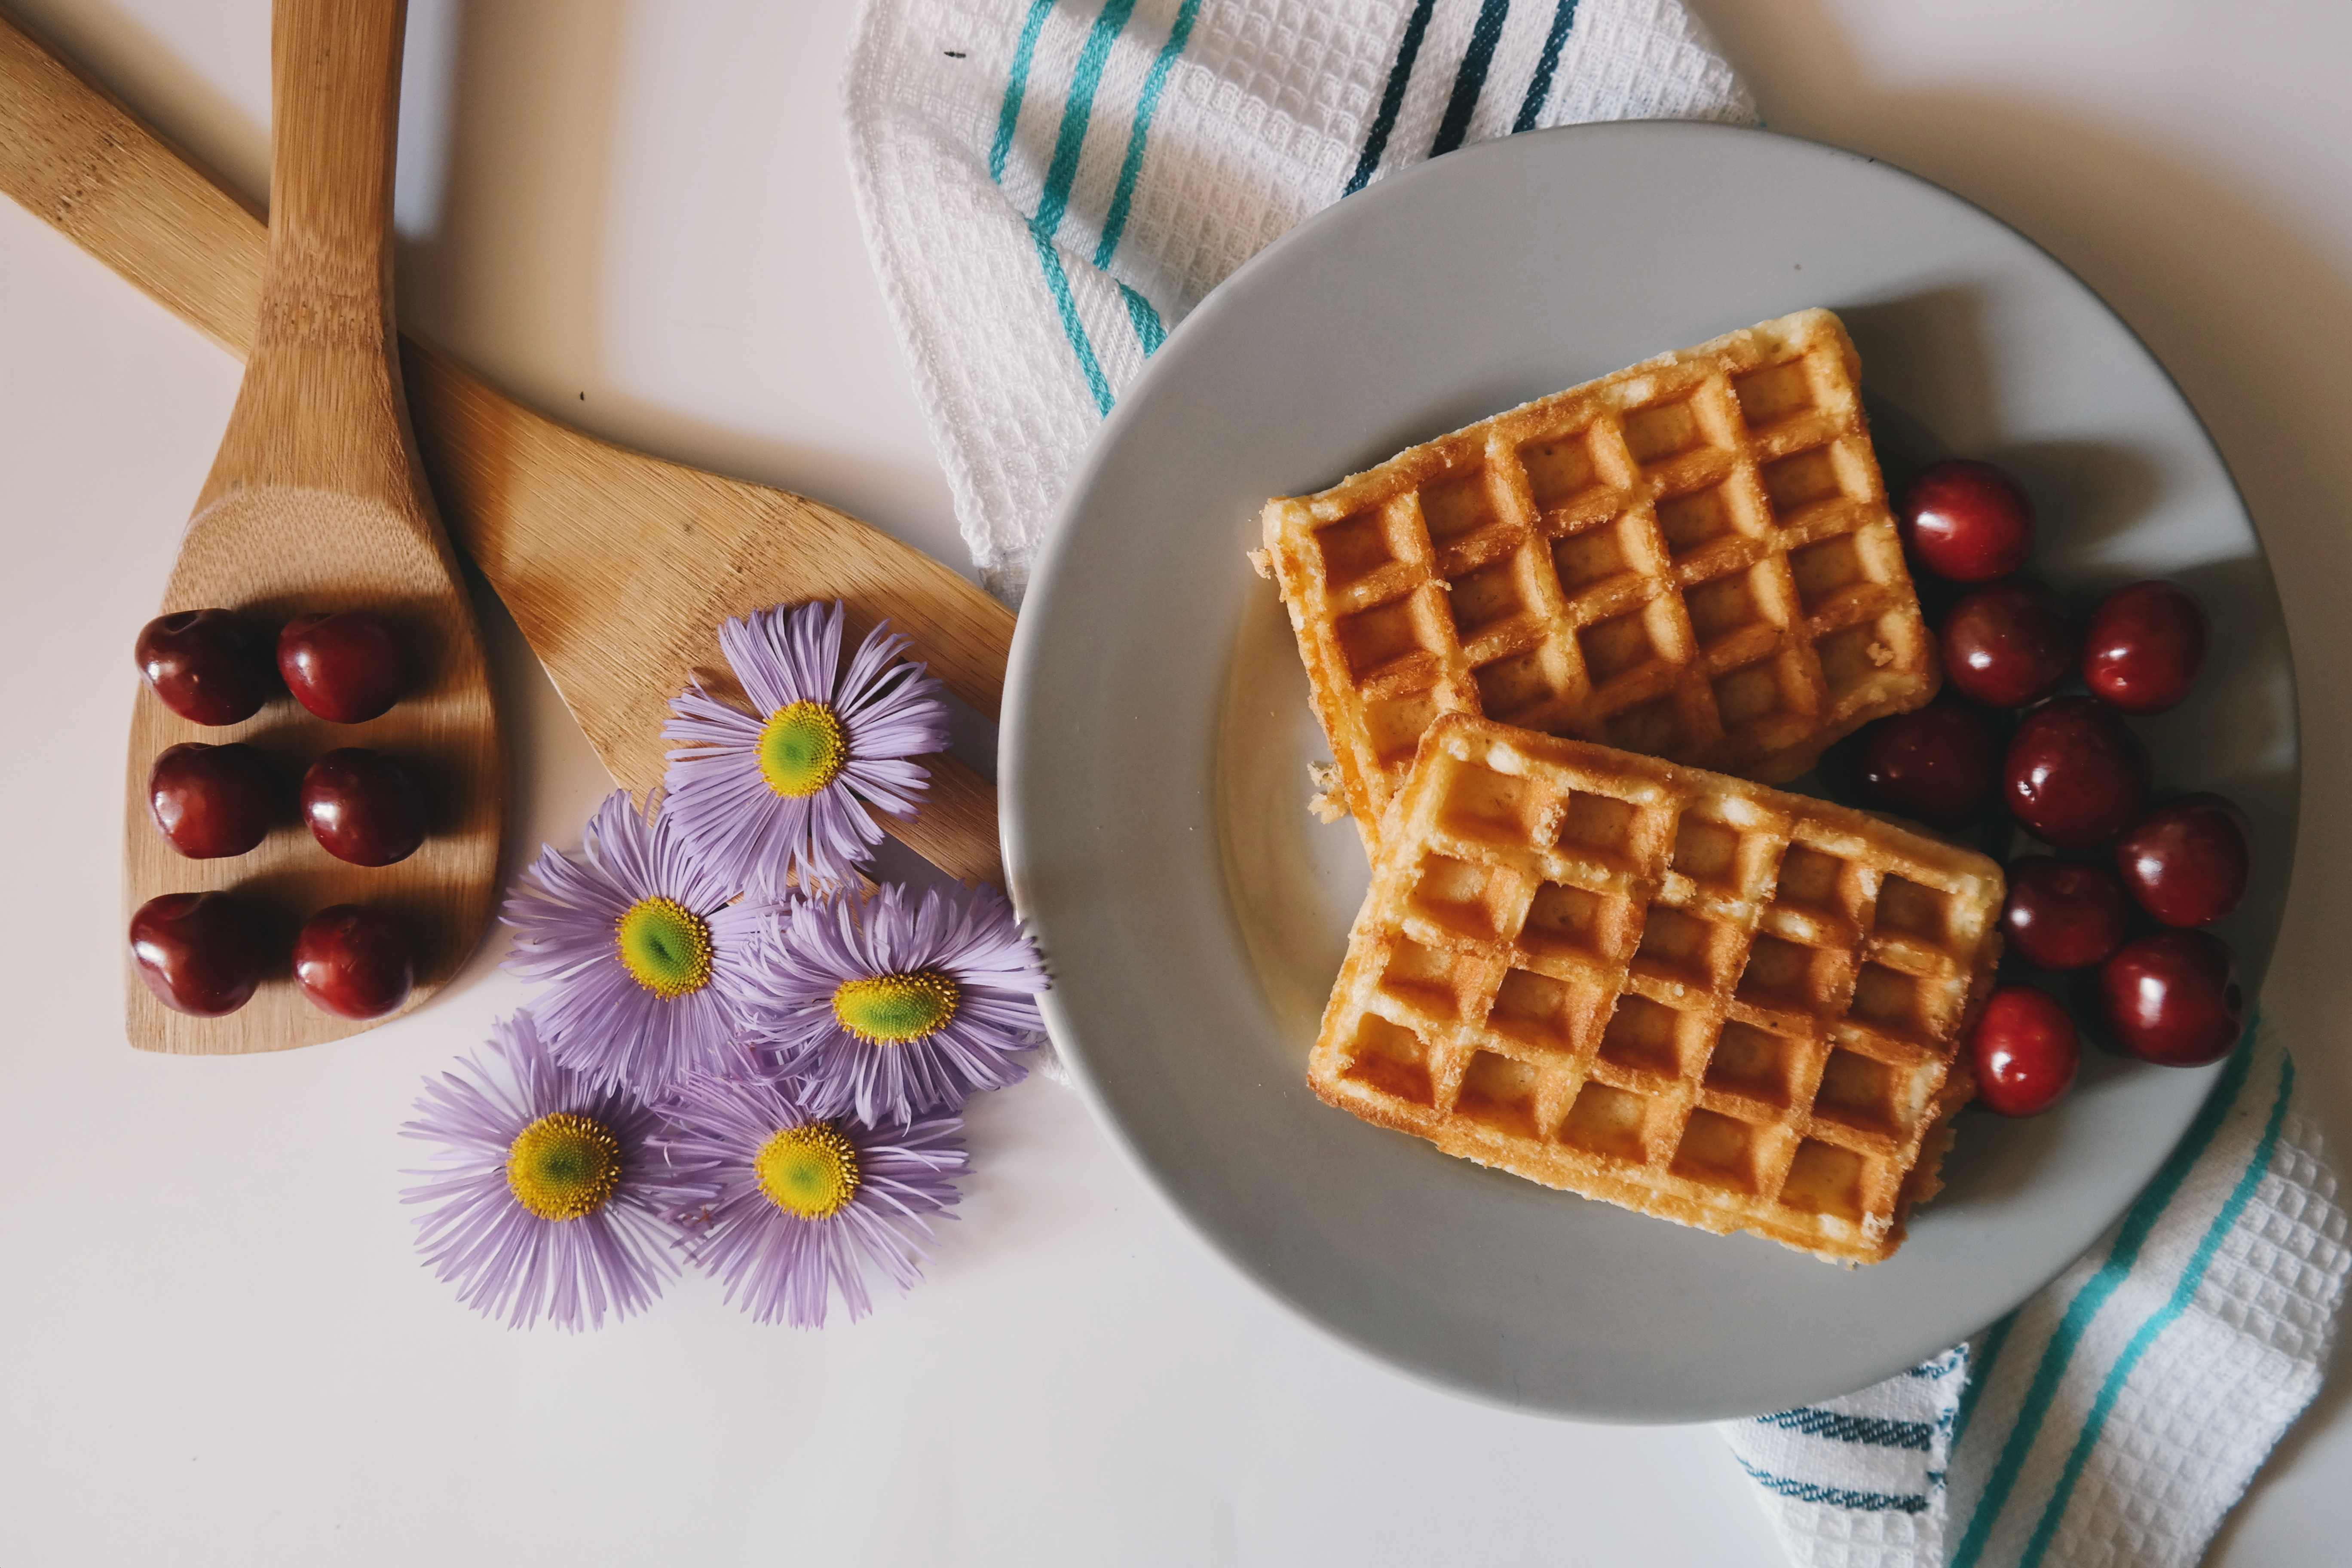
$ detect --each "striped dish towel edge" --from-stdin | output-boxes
[840,0,1755,603]
[1719,1017,2349,1567]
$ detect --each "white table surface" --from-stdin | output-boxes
[3,2,2346,1562]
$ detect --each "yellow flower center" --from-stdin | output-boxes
[616,896,714,999]
[758,700,848,798]
[832,969,961,1044]
[505,1112,624,1221]
[754,1122,862,1219]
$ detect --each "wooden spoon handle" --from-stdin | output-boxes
[199,0,418,511]
[263,0,401,328]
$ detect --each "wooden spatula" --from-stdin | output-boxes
[0,10,1013,895]
[119,0,502,1053]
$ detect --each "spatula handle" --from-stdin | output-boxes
[0,16,265,357]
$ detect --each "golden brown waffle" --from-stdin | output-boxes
[1256,308,1937,842]
[1309,714,2002,1265]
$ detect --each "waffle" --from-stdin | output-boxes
[1309,714,2002,1265]
[1256,309,1937,843]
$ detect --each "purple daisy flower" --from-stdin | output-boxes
[754,881,1047,1124]
[658,1063,965,1327]
[400,1011,716,1331]
[662,600,950,894]
[502,790,778,1097]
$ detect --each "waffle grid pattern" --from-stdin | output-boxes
[1310,715,2004,1264]
[1259,309,1938,840]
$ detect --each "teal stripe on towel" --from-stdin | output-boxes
[1949,1310,2015,1452]
[990,2,1133,416]
[1344,0,1439,196]
[1096,0,1200,270]
[1431,0,1512,156]
[1119,283,1166,356]
[1513,0,1580,132]
[1755,1408,1933,1451]
[2016,1050,2294,1568]
[1951,1029,2260,1568]
[1033,0,1138,241]
[990,0,1060,182]
[1034,229,1114,416]
[1734,1459,1928,1516]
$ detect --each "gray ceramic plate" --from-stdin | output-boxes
[1000,122,2297,1421]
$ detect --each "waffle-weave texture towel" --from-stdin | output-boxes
[839,6,2348,1562]
[842,0,1756,602]
[1719,1020,2347,1567]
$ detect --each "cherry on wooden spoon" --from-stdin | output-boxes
[122,0,502,1054]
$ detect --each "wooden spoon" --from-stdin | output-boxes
[0,8,1012,892]
[119,0,502,1054]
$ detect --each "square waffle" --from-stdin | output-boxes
[1255,308,1938,843]
[1309,714,2003,1265]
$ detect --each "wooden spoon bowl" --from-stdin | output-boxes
[122,0,502,1054]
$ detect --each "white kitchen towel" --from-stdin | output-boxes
[839,7,2348,1565]
[1724,1344,1973,1563]
[1720,1018,2349,1567]
[841,0,1756,603]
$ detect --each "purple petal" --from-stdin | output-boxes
[400,1012,721,1330]
[652,1066,964,1327]
[499,790,780,1098]
[747,882,1047,1124]
[660,601,953,895]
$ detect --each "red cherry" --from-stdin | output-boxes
[1855,701,2000,828]
[2116,794,2251,928]
[278,612,403,723]
[1967,985,2080,1116]
[129,891,269,1017]
[2082,581,2207,716]
[2099,930,2245,1066]
[1940,581,2075,708]
[1897,460,2034,582]
[292,904,415,1019]
[135,609,279,726]
[2003,697,2150,848]
[2000,856,2132,970]
[147,742,276,859]
[300,748,427,866]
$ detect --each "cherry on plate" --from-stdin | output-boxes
[2003,696,2150,848]
[2000,856,2132,971]
[1897,459,2034,583]
[135,609,279,726]
[129,891,269,1017]
[278,612,404,723]
[2116,793,2251,928]
[2082,581,2207,717]
[1855,701,2000,828]
[301,748,427,866]
[2098,929,2245,1067]
[1968,985,2080,1117]
[292,904,415,1020]
[147,741,276,859]
[1940,580,2076,708]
